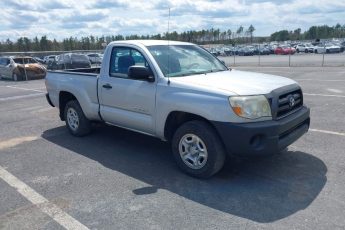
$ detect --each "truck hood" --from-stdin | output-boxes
[170,69,297,95]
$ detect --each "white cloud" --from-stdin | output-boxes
[0,0,344,41]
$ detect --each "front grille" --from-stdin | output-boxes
[276,89,303,118]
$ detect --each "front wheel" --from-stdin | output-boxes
[64,100,91,136]
[172,121,226,178]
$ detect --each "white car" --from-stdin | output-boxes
[86,53,103,64]
[313,44,341,54]
[295,44,314,53]
[44,55,56,64]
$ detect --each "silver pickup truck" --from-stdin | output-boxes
[45,40,310,178]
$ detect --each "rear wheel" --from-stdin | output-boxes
[64,100,91,136]
[172,120,226,178]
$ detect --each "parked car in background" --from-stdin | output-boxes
[223,47,233,56]
[86,53,103,64]
[274,46,296,55]
[313,43,341,54]
[253,46,270,55]
[209,48,220,56]
[44,55,56,64]
[335,41,345,52]
[47,53,91,70]
[0,56,46,81]
[295,44,314,53]
[340,42,345,52]
[230,46,240,55]
[267,45,276,54]
[238,47,254,56]
[33,57,45,64]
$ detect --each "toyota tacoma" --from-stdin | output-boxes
[45,40,310,178]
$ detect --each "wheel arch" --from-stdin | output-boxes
[163,111,220,142]
[59,91,78,120]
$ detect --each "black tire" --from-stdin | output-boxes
[64,100,91,137]
[326,49,330,54]
[305,49,308,53]
[171,120,226,179]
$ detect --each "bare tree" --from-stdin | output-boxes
[248,25,255,43]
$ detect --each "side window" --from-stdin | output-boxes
[109,47,150,78]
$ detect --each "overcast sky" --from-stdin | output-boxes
[0,0,344,41]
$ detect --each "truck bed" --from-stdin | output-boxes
[46,68,101,121]
[47,67,100,75]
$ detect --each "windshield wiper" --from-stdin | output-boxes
[203,69,227,74]
[168,69,227,78]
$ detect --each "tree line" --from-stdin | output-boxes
[270,24,345,41]
[0,24,344,53]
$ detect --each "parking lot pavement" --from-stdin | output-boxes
[0,68,345,229]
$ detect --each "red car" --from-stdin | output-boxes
[274,46,296,55]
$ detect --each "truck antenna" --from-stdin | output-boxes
[167,7,171,85]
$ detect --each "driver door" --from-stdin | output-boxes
[98,46,157,135]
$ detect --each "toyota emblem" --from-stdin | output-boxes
[289,96,295,107]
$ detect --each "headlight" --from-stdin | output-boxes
[229,95,272,119]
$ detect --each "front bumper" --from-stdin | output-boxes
[212,106,310,157]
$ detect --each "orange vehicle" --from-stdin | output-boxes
[0,56,46,81]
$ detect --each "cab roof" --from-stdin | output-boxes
[108,40,194,47]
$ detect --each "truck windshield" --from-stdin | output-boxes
[147,45,228,78]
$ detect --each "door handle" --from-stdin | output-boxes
[102,84,112,89]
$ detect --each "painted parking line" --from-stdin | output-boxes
[0,136,89,229]
[5,85,46,93]
[304,93,345,98]
[0,166,89,230]
[310,129,345,137]
[0,93,44,102]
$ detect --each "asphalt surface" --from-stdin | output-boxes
[0,67,344,229]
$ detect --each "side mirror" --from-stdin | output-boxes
[128,66,154,82]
